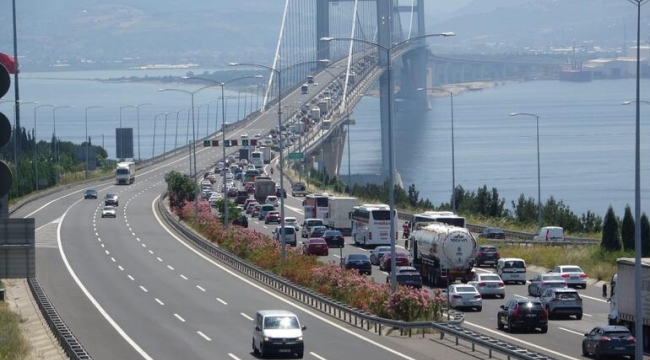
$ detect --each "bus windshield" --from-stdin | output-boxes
[371,210,391,220]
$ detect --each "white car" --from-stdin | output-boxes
[552,265,587,289]
[209,194,222,207]
[447,284,482,311]
[284,217,300,230]
[467,273,506,298]
[240,133,249,139]
[254,133,262,138]
[101,206,117,218]
[265,195,278,207]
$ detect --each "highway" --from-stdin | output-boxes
[243,163,611,360]
[14,66,486,360]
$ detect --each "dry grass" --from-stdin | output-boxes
[0,292,31,360]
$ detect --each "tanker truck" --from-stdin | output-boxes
[407,223,477,287]
[604,258,650,352]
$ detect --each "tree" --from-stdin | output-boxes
[512,194,537,224]
[407,184,419,207]
[621,205,635,251]
[214,199,242,223]
[165,171,198,210]
[601,206,622,251]
[642,213,650,257]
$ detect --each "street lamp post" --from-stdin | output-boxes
[184,75,264,229]
[136,103,152,161]
[162,112,169,156]
[84,106,103,178]
[52,105,72,182]
[33,104,54,190]
[152,113,167,159]
[159,85,222,217]
[175,109,185,150]
[321,32,456,293]
[119,105,135,159]
[510,112,542,229]
[418,87,456,211]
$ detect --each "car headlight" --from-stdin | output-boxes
[263,337,270,342]
[297,337,303,342]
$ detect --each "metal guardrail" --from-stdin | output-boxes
[157,194,556,360]
[28,278,92,360]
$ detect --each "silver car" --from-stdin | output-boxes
[527,273,567,297]
[552,265,588,289]
[101,206,117,218]
[447,284,482,312]
[467,273,506,298]
[539,287,583,320]
[369,246,391,265]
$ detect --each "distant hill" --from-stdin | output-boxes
[0,0,647,71]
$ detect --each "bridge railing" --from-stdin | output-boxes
[157,193,555,360]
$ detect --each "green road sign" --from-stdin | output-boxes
[288,152,304,160]
[203,140,211,147]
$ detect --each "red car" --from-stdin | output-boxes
[264,211,282,224]
[379,252,410,272]
[302,238,329,256]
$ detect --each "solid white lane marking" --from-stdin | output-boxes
[465,321,580,360]
[474,268,494,273]
[180,274,188,280]
[56,200,154,360]
[196,285,206,292]
[580,294,607,303]
[155,298,165,306]
[583,313,593,317]
[153,195,419,360]
[227,354,241,360]
[139,286,148,293]
[197,331,211,341]
[310,352,327,360]
[174,313,185,322]
[216,298,228,305]
[332,254,340,258]
[240,313,254,321]
[167,265,174,271]
[128,275,135,281]
[559,327,584,336]
[514,294,528,298]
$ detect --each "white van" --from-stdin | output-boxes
[301,218,325,238]
[497,258,527,285]
[274,226,297,247]
[252,310,305,358]
[533,226,565,242]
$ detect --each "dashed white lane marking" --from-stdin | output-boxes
[240,313,254,321]
[127,275,135,281]
[180,274,188,280]
[157,257,163,262]
[583,313,593,317]
[227,354,241,360]
[216,298,228,305]
[580,294,608,303]
[136,238,141,242]
[105,250,110,255]
[197,331,212,341]
[155,298,164,306]
[332,254,340,258]
[310,352,327,360]
[514,294,528,298]
[174,314,186,322]
[118,265,124,271]
[141,243,147,248]
[167,265,174,271]
[101,244,105,248]
[559,327,584,336]
[139,286,148,293]
[148,250,154,255]
[196,285,206,292]
[111,257,116,262]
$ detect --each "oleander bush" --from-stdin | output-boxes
[177,200,445,322]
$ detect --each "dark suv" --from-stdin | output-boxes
[497,297,548,333]
[104,194,119,206]
[322,230,344,248]
[478,227,506,239]
[84,189,98,199]
[475,245,500,267]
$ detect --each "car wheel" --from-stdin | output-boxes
[582,343,588,357]
[540,326,548,334]
[497,317,504,330]
[594,346,602,360]
[296,351,304,359]
[476,306,482,312]
[576,312,583,320]
[507,318,514,333]
[252,339,258,354]
[528,287,533,296]
[259,343,265,358]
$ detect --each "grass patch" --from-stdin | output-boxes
[0,299,31,360]
[481,240,630,282]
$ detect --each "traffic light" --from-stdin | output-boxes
[0,62,13,217]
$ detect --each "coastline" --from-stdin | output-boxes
[364,80,514,97]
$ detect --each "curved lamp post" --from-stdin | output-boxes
[418,87,456,212]
[228,59,331,262]
[184,75,264,228]
[321,32,456,293]
[136,103,152,161]
[510,112,542,229]
[85,106,103,178]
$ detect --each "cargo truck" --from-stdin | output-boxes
[605,258,650,351]
[254,176,276,203]
[327,196,360,236]
[407,223,476,287]
[259,147,273,164]
[116,162,136,185]
[239,148,250,162]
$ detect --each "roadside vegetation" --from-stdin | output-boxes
[0,281,32,360]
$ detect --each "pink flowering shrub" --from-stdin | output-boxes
[177,200,445,321]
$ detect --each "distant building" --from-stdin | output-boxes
[585,58,637,78]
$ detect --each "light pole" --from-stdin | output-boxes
[184,75,264,228]
[209,100,220,135]
[33,104,54,190]
[321,32,456,293]
[84,106,103,178]
[119,105,135,159]
[229,59,330,262]
[159,85,220,216]
[162,112,169,156]
[175,108,185,150]
[418,87,456,212]
[152,113,167,159]
[510,112,542,229]
[136,103,152,161]
[52,105,72,182]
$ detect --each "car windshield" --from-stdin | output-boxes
[455,286,476,293]
[86,190,96,194]
[604,331,632,338]
[264,316,299,329]
[481,275,501,281]
[481,246,497,252]
[103,206,113,211]
[375,246,391,253]
[503,261,525,269]
[306,220,323,227]
[554,291,579,300]
[324,230,341,237]
[563,267,583,273]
